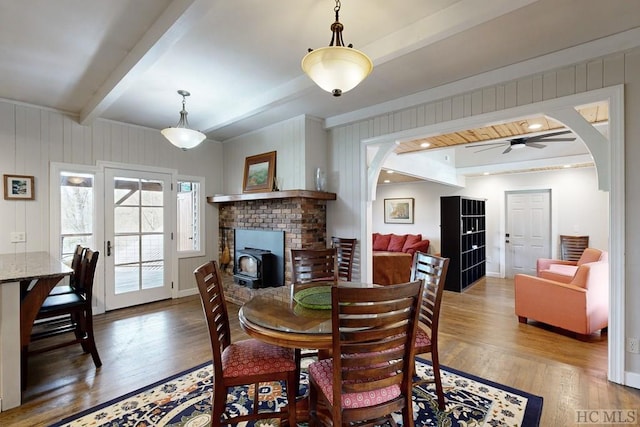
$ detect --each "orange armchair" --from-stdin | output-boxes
[536,248,607,283]
[515,260,609,336]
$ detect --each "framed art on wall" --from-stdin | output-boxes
[384,198,414,224]
[242,151,276,193]
[3,174,35,200]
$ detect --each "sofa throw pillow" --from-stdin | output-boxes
[373,233,392,251]
[402,234,422,252]
[404,239,430,256]
[388,234,408,252]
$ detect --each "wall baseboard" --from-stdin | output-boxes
[177,288,199,298]
[624,371,640,390]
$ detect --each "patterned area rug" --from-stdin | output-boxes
[50,357,542,426]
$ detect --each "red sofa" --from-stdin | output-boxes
[372,233,430,285]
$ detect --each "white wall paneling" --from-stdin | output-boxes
[0,102,223,293]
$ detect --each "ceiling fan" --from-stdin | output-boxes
[466,130,576,154]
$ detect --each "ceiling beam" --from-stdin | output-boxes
[201,0,538,135]
[364,0,538,65]
[79,0,214,126]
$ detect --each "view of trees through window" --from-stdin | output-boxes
[58,170,202,277]
[60,172,94,263]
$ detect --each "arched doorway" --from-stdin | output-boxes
[360,86,625,384]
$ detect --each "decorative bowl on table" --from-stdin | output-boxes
[293,285,332,310]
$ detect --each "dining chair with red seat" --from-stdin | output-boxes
[410,251,450,410]
[23,248,102,388]
[331,237,357,282]
[308,279,424,427]
[194,260,297,426]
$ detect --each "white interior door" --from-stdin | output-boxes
[505,190,551,277]
[104,168,172,310]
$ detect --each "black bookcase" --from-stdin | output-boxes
[440,196,486,292]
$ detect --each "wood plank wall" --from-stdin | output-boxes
[0,104,224,293]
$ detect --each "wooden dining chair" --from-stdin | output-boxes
[308,280,423,427]
[290,248,339,373]
[560,235,589,261]
[290,248,338,287]
[23,249,102,388]
[331,237,357,281]
[410,251,450,410]
[49,244,85,296]
[20,245,85,300]
[194,260,297,426]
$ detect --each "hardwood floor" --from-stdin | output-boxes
[1,277,639,426]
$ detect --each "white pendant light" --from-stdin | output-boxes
[161,90,206,150]
[302,0,373,97]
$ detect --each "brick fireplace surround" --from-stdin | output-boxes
[209,190,336,305]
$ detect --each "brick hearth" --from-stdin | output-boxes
[214,192,334,303]
[221,271,289,305]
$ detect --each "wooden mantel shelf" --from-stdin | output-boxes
[207,189,336,203]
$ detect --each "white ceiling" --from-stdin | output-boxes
[1,1,639,161]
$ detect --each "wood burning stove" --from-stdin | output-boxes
[234,248,276,289]
[233,229,285,288]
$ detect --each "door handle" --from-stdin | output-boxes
[107,240,112,256]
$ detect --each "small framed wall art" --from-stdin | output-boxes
[384,197,414,224]
[242,151,276,193]
[3,174,35,200]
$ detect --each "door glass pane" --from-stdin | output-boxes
[115,235,140,264]
[141,207,163,232]
[142,261,163,289]
[115,178,140,206]
[142,234,163,262]
[141,180,163,205]
[117,190,140,206]
[115,265,140,294]
[115,207,140,233]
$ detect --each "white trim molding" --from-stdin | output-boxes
[361,85,626,385]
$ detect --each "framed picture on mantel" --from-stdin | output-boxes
[242,151,276,193]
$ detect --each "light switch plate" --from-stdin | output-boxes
[10,232,26,243]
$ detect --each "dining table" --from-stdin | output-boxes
[238,281,377,421]
[239,281,377,349]
[0,251,73,410]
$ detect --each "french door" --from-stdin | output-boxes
[104,168,173,310]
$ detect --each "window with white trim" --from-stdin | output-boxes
[59,171,96,263]
[177,177,205,257]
